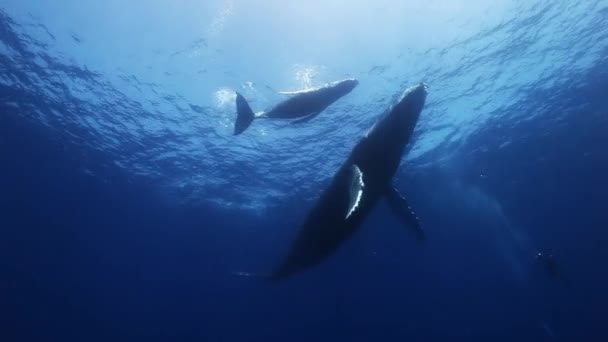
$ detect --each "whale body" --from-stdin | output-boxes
[272,83,428,279]
[234,79,359,135]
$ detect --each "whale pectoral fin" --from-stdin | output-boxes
[290,112,321,124]
[386,187,425,240]
[346,165,365,220]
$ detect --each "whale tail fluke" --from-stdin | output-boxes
[234,92,256,135]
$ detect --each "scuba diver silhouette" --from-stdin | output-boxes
[536,251,558,276]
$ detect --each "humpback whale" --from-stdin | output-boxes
[234,78,359,135]
[272,83,428,279]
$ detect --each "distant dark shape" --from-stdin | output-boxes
[189,104,205,114]
[233,78,359,135]
[70,33,82,43]
[190,38,207,48]
[269,83,428,280]
[368,65,388,74]
[536,252,558,276]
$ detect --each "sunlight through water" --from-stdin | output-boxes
[1,0,606,211]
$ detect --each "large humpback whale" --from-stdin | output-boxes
[272,83,428,279]
[234,79,359,135]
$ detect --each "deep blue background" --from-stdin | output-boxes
[2,3,608,341]
[3,72,608,341]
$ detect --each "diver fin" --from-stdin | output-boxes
[234,92,256,135]
[232,271,274,280]
[386,187,425,240]
[291,112,321,124]
[346,165,365,220]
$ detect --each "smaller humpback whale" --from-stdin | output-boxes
[233,78,359,135]
[268,83,428,280]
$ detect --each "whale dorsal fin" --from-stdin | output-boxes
[346,165,365,220]
[386,187,425,239]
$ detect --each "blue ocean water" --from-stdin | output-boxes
[1,0,607,340]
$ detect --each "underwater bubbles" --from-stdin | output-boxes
[214,87,236,109]
[293,64,325,90]
[207,0,235,37]
[213,87,237,130]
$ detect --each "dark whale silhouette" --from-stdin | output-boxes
[267,83,428,279]
[234,79,359,135]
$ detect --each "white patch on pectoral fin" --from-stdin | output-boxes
[346,165,365,220]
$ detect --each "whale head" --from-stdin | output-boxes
[364,82,428,149]
[389,83,428,135]
[394,83,427,121]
